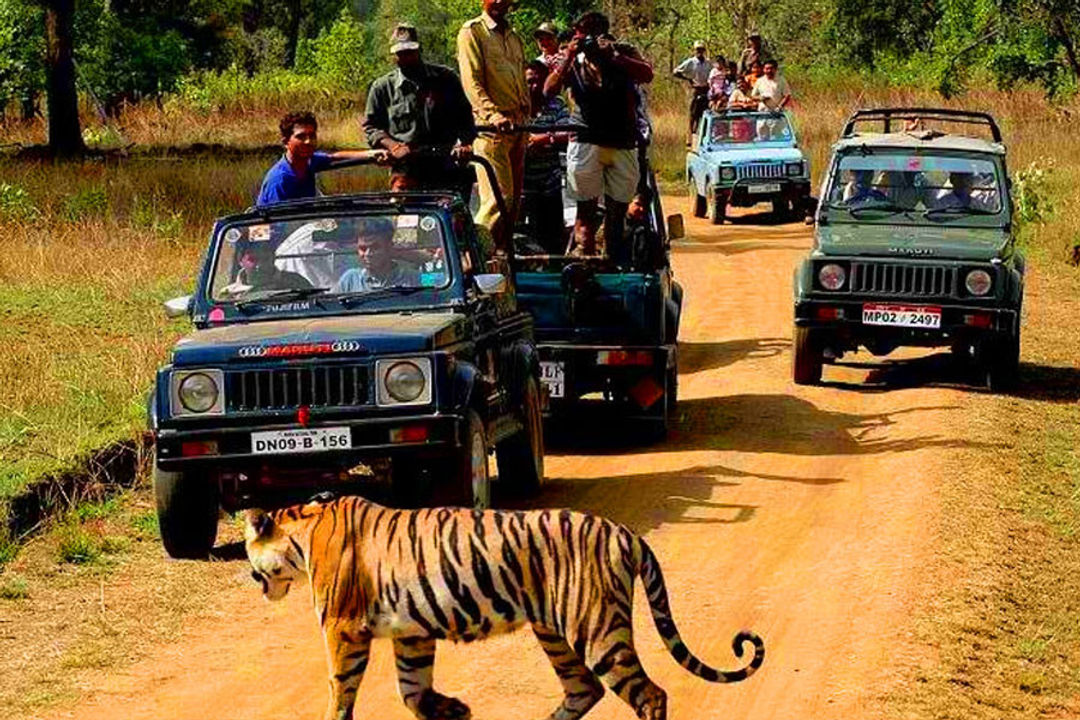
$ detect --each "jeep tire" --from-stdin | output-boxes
[793,326,823,385]
[444,410,491,509]
[154,459,219,560]
[706,183,725,224]
[496,377,545,497]
[986,332,1020,392]
[692,190,707,218]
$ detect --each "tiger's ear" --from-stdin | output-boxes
[244,509,274,540]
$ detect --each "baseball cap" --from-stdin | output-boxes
[534,21,558,39]
[694,40,706,50]
[389,24,420,53]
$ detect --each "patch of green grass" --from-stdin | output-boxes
[0,573,28,599]
[55,522,102,565]
[130,510,159,539]
[73,496,124,523]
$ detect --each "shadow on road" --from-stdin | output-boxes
[680,338,790,373]
[1009,362,1080,403]
[672,241,805,256]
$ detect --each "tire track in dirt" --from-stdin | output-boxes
[44,202,980,720]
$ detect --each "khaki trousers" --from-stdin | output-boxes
[474,132,526,250]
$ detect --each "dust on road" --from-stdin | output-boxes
[49,203,976,720]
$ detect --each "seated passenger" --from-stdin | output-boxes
[233,245,314,293]
[932,172,997,212]
[842,169,889,207]
[883,170,923,209]
[333,219,420,293]
[727,75,756,110]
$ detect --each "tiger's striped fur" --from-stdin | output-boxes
[244,495,764,720]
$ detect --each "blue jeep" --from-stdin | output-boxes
[151,190,543,558]
[686,109,811,223]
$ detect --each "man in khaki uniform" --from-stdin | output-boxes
[457,0,531,251]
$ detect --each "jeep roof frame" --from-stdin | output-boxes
[841,107,1002,143]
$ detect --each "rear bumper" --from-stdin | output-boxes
[794,298,1017,345]
[537,343,675,415]
[154,413,462,472]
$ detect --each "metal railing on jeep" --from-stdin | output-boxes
[841,108,1002,143]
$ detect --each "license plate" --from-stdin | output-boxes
[540,361,565,399]
[862,304,942,329]
[251,427,352,455]
[748,182,782,194]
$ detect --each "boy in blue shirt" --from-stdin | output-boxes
[256,111,388,207]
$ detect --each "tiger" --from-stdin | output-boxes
[244,495,765,720]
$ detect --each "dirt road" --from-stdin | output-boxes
[54,204,971,720]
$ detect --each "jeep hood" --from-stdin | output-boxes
[170,312,468,366]
[703,146,804,164]
[816,223,1009,260]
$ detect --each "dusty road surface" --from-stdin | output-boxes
[53,202,974,720]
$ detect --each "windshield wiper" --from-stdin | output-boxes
[336,286,429,307]
[923,206,999,218]
[848,203,912,216]
[235,287,330,310]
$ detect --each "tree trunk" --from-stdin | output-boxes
[43,0,83,156]
[284,0,302,68]
[1053,16,1080,80]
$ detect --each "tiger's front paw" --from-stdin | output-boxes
[417,690,471,720]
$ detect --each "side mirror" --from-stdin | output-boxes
[667,214,685,241]
[474,273,508,296]
[163,295,192,318]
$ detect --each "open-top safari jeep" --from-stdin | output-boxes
[793,108,1024,390]
[151,156,544,558]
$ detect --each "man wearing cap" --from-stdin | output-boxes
[534,21,562,67]
[363,24,477,194]
[674,41,712,143]
[457,0,531,251]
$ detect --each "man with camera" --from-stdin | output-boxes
[544,12,654,257]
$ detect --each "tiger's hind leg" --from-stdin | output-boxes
[392,636,471,720]
[323,628,372,720]
[587,633,667,720]
[532,626,605,720]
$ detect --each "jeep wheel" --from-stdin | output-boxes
[645,368,678,442]
[496,377,545,497]
[154,458,219,560]
[793,326,823,385]
[446,410,491,509]
[706,183,725,225]
[692,190,706,218]
[986,333,1020,392]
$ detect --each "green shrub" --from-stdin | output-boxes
[55,522,101,565]
[1014,158,1055,228]
[0,182,40,221]
[0,573,28,600]
[61,185,109,222]
[130,511,159,539]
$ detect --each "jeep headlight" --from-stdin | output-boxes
[965,269,993,296]
[720,166,736,181]
[173,370,223,415]
[786,162,803,176]
[818,263,847,291]
[376,358,432,406]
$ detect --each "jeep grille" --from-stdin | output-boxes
[226,364,369,411]
[737,163,784,180]
[850,262,957,297]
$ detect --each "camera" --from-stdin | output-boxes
[580,35,605,61]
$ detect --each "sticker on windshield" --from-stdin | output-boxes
[315,219,338,232]
[224,228,242,243]
[249,224,271,241]
[420,216,437,232]
[906,157,923,171]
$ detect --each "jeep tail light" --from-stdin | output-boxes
[181,441,219,457]
[597,350,653,366]
[964,312,993,328]
[814,306,845,321]
[390,424,429,443]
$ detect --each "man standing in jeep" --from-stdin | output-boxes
[363,24,476,193]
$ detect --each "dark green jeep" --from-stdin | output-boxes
[793,108,1023,390]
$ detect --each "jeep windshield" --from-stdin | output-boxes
[705,112,794,147]
[209,213,451,306]
[826,151,1004,223]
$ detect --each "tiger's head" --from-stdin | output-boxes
[244,508,306,601]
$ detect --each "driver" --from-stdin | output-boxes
[333,218,419,293]
[232,244,313,292]
[843,169,889,207]
[932,171,996,212]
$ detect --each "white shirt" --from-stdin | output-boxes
[751,74,791,111]
[674,56,711,87]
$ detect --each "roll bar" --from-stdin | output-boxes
[841,108,1002,143]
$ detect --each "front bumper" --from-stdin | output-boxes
[719,178,810,207]
[795,297,1017,346]
[154,412,462,471]
[537,343,675,417]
